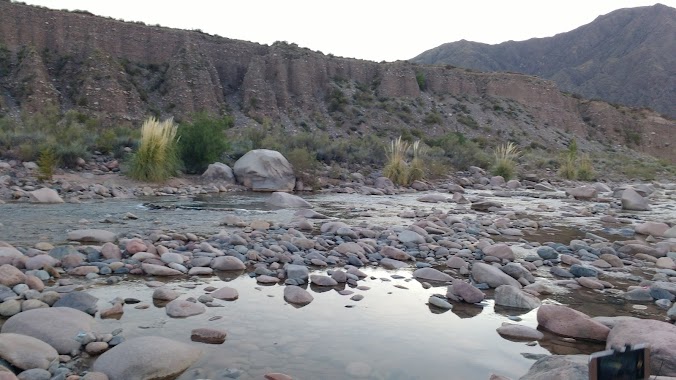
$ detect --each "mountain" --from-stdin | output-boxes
[0,1,674,165]
[411,4,675,118]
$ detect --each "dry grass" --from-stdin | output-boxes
[577,154,595,181]
[383,136,410,185]
[492,142,520,180]
[129,117,180,182]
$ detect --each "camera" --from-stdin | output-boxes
[589,344,650,380]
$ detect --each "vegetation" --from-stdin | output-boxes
[128,117,180,182]
[36,146,57,181]
[577,154,595,181]
[492,142,520,180]
[424,132,490,171]
[558,139,595,181]
[178,112,233,174]
[415,71,427,91]
[383,137,426,186]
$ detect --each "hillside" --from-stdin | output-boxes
[0,1,674,166]
[412,4,676,119]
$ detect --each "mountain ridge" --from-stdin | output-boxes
[411,3,675,118]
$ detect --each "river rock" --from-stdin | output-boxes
[569,264,599,278]
[0,333,58,370]
[92,336,201,380]
[1,307,95,354]
[191,328,227,344]
[285,264,309,283]
[634,221,669,237]
[494,285,541,310]
[496,323,544,341]
[310,275,338,286]
[52,292,98,315]
[536,246,558,260]
[537,304,610,341]
[211,287,239,301]
[283,285,314,306]
[565,186,597,200]
[398,230,426,244]
[233,149,295,191]
[428,296,453,309]
[141,263,182,276]
[450,280,485,303]
[621,188,650,211]
[606,319,676,376]
[656,257,675,270]
[202,162,235,183]
[266,192,312,208]
[0,264,26,287]
[165,299,206,317]
[28,188,64,204]
[412,268,452,282]
[379,258,408,269]
[152,288,180,301]
[519,355,588,380]
[380,246,412,261]
[67,229,117,243]
[211,256,246,271]
[471,263,522,288]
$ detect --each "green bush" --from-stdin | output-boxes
[36,146,57,181]
[492,142,520,180]
[56,142,87,168]
[129,117,180,182]
[425,132,490,170]
[178,113,233,173]
[577,154,595,181]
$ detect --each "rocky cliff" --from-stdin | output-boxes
[0,1,674,162]
[412,4,676,119]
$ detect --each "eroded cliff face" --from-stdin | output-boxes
[0,1,673,162]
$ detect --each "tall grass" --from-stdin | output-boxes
[383,137,410,185]
[408,140,425,183]
[128,117,180,182]
[492,142,520,180]
[36,146,57,181]
[577,154,595,181]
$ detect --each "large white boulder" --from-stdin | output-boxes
[233,149,295,191]
[28,188,64,203]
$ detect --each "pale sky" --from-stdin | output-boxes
[19,0,676,62]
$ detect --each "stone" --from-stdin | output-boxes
[165,299,206,317]
[28,188,64,203]
[100,243,121,260]
[428,296,453,309]
[569,264,599,278]
[606,319,676,376]
[233,149,295,191]
[152,287,180,301]
[0,333,58,370]
[565,186,597,200]
[621,188,650,211]
[446,256,467,269]
[537,304,610,341]
[494,285,541,310]
[24,255,59,271]
[141,263,182,276]
[450,280,485,303]
[285,264,309,283]
[265,374,293,380]
[211,256,246,271]
[16,368,50,380]
[202,162,235,183]
[92,336,200,380]
[0,300,21,317]
[412,267,452,282]
[266,192,312,208]
[53,292,99,315]
[519,355,588,380]
[257,275,279,284]
[1,307,95,354]
[283,285,313,306]
[536,246,558,260]
[191,328,226,344]
[577,277,604,290]
[380,246,412,261]
[0,264,26,287]
[417,194,448,203]
[472,262,522,288]
[85,342,109,355]
[634,221,669,237]
[211,287,239,301]
[379,258,408,269]
[496,323,544,340]
[656,257,676,270]
[100,303,123,319]
[310,275,338,286]
[125,239,147,254]
[67,230,117,243]
[398,230,425,244]
[160,252,184,265]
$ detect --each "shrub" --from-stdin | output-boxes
[577,154,595,181]
[36,146,57,181]
[415,71,427,91]
[408,140,425,183]
[425,132,490,170]
[492,142,520,180]
[178,113,232,173]
[558,139,579,180]
[129,117,180,182]
[56,142,87,168]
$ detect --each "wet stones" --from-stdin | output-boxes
[412,268,452,282]
[496,323,544,341]
[568,264,599,278]
[283,285,314,306]
[494,285,541,310]
[190,328,227,344]
[165,299,206,318]
[537,304,610,341]
[471,263,522,288]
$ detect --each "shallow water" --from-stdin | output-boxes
[1,188,674,379]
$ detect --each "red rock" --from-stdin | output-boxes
[125,239,147,254]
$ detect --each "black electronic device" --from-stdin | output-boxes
[588,343,650,380]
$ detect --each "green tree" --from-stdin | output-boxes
[178,112,233,174]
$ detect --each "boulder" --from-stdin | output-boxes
[310,275,338,286]
[283,285,314,306]
[211,287,239,301]
[1,307,95,354]
[202,162,235,183]
[92,336,200,380]
[450,280,485,303]
[471,263,522,288]
[537,304,610,341]
[483,244,515,261]
[233,149,295,191]
[519,355,588,380]
[565,186,597,200]
[266,192,312,208]
[165,299,206,318]
[0,333,58,370]
[67,229,117,243]
[621,188,650,211]
[494,285,541,310]
[52,292,98,315]
[211,256,246,271]
[152,288,180,301]
[0,264,26,287]
[606,319,676,376]
[634,221,669,237]
[28,188,64,204]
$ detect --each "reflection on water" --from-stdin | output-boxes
[86,268,551,380]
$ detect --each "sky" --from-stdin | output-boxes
[19,0,676,62]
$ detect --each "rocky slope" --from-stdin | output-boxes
[412,4,675,119]
[0,1,674,163]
